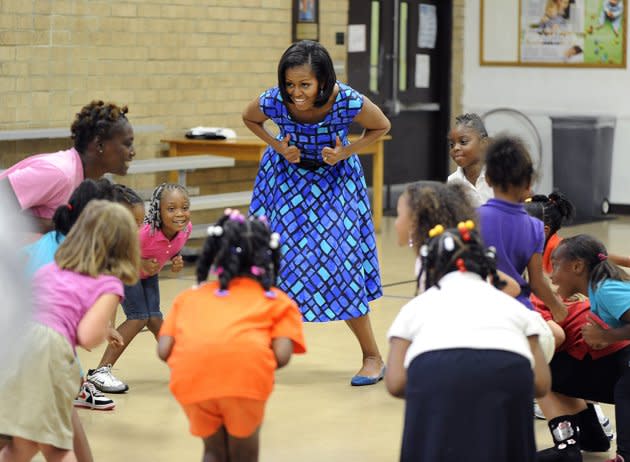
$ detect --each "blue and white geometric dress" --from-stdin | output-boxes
[249,82,382,322]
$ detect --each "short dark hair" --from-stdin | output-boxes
[485,136,534,192]
[52,178,116,237]
[71,100,129,154]
[455,113,488,138]
[524,191,575,241]
[196,212,281,294]
[277,40,336,108]
[420,226,505,292]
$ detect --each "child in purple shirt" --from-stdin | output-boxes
[0,201,139,460]
[478,136,567,322]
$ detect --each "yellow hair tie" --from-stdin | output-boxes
[457,220,475,232]
[524,197,533,203]
[428,224,444,238]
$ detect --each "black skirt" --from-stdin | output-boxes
[401,348,535,462]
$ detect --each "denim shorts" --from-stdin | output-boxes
[121,274,162,320]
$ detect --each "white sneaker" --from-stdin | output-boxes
[86,364,128,394]
[534,401,546,420]
[73,382,115,410]
[593,403,615,440]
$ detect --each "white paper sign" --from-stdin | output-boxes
[348,24,366,53]
[415,54,430,88]
[418,4,437,49]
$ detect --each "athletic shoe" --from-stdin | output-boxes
[73,382,115,410]
[605,455,625,462]
[86,364,128,393]
[534,401,546,420]
[593,403,615,440]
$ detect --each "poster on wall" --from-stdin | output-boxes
[520,0,625,66]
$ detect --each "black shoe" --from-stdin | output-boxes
[536,415,583,462]
[578,404,610,452]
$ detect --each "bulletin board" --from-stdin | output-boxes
[480,0,627,67]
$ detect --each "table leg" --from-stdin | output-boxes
[168,145,178,183]
[372,142,383,233]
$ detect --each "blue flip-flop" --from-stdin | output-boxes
[350,365,386,386]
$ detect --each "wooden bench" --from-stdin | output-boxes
[126,154,234,186]
[188,191,252,239]
[0,125,164,141]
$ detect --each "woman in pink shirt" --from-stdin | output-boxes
[87,183,192,393]
[0,100,136,233]
[0,200,140,461]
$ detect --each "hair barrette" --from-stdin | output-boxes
[264,290,277,299]
[67,203,73,211]
[250,265,265,276]
[211,266,224,275]
[258,215,268,224]
[444,236,455,252]
[215,289,229,297]
[270,232,280,249]
[524,197,533,203]
[597,253,608,262]
[207,225,223,237]
[456,258,466,272]
[428,224,444,238]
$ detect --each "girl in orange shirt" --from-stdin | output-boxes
[524,191,575,275]
[158,209,306,462]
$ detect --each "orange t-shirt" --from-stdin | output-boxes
[160,277,306,405]
[543,233,562,275]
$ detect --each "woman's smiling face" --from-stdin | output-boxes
[285,64,319,111]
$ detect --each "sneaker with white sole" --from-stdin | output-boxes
[86,364,128,393]
[534,401,546,420]
[73,382,115,410]
[593,403,616,441]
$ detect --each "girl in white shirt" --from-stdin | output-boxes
[447,113,493,207]
[386,224,551,462]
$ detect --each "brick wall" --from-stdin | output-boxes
[0,0,349,199]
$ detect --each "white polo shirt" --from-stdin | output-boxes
[387,271,547,368]
[447,167,494,208]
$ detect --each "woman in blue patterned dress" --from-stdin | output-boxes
[243,40,391,385]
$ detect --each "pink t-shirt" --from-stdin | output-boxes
[33,263,124,349]
[139,222,192,278]
[0,148,84,219]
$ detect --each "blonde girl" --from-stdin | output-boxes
[0,201,139,462]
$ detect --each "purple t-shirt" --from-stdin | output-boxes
[32,263,124,349]
[478,198,544,309]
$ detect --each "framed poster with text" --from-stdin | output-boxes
[480,0,627,67]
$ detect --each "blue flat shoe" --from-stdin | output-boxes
[350,366,386,386]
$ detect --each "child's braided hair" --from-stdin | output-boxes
[196,209,282,296]
[524,191,575,244]
[419,221,506,291]
[144,183,189,235]
[70,100,129,153]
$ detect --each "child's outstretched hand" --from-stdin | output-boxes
[171,255,184,273]
[141,258,160,276]
[582,316,610,350]
[107,327,124,348]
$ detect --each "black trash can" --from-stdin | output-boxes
[550,116,615,222]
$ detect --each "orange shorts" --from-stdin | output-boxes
[181,398,266,438]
